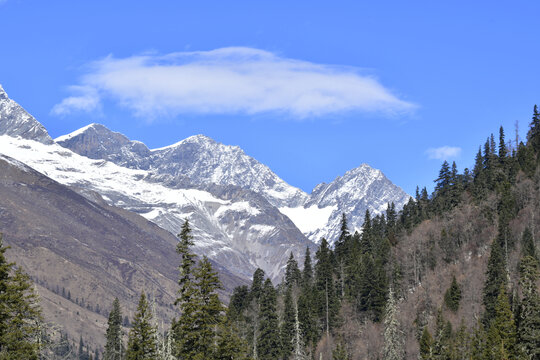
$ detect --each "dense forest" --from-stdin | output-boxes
[2,105,540,359]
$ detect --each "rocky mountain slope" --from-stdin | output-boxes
[0,153,245,351]
[56,123,410,245]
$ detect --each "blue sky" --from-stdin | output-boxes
[1,1,539,195]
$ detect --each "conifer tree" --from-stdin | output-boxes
[280,287,295,359]
[126,292,158,360]
[285,253,301,289]
[485,285,518,360]
[444,275,462,312]
[483,237,508,326]
[419,326,433,360]
[518,256,540,358]
[191,255,225,359]
[0,236,42,359]
[332,341,348,360]
[382,288,403,360]
[250,268,265,303]
[257,279,280,360]
[301,247,313,288]
[315,238,339,335]
[527,104,540,153]
[104,298,124,360]
[521,227,537,261]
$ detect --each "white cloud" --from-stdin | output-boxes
[52,47,415,119]
[426,146,462,160]
[51,86,100,116]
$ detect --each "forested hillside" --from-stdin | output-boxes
[226,106,540,359]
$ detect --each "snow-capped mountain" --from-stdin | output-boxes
[56,122,410,245]
[56,124,309,208]
[0,86,313,281]
[0,85,53,144]
[281,165,411,242]
[0,83,410,284]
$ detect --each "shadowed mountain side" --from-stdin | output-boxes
[0,155,246,350]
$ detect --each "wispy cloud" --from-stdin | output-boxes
[426,146,462,160]
[52,47,416,119]
[51,86,100,115]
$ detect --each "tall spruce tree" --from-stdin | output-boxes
[280,287,295,359]
[126,292,158,360]
[285,253,301,289]
[485,285,518,360]
[257,279,280,360]
[0,235,42,359]
[518,256,540,358]
[104,298,124,360]
[483,237,508,326]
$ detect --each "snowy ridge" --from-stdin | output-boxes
[0,84,53,144]
[0,135,311,280]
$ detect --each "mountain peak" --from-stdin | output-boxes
[55,123,115,142]
[0,84,53,144]
[55,122,151,164]
[0,84,7,100]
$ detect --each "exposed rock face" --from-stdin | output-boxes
[0,84,53,144]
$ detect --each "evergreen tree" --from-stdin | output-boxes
[175,220,196,308]
[527,104,540,153]
[250,268,265,303]
[485,285,518,360]
[0,236,42,359]
[483,237,508,326]
[521,227,537,261]
[104,298,124,360]
[191,256,225,359]
[499,126,508,160]
[518,256,540,358]
[444,275,462,312]
[215,320,249,360]
[257,279,280,360]
[382,288,403,360]
[301,247,313,289]
[285,253,301,289]
[332,342,348,360]
[314,238,339,335]
[419,327,433,360]
[126,292,158,360]
[280,287,295,359]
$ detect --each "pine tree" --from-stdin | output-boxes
[0,235,42,359]
[215,320,249,360]
[315,238,338,335]
[250,268,265,303]
[527,105,540,153]
[175,220,196,307]
[419,326,433,360]
[483,237,508,326]
[191,255,225,359]
[126,292,158,360]
[518,256,540,358]
[382,288,403,360]
[485,285,518,360]
[301,247,313,289]
[257,279,280,360]
[280,287,295,359]
[521,227,537,261]
[285,253,301,289]
[104,298,124,360]
[332,341,348,360]
[444,275,462,312]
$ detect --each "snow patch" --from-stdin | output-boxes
[279,205,336,234]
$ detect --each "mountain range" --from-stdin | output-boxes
[0,83,410,281]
